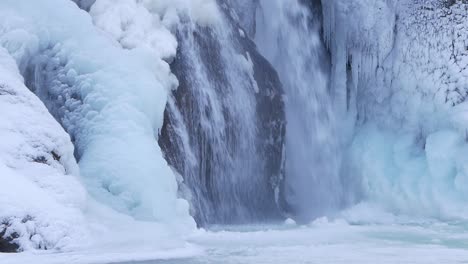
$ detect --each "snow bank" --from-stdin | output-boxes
[0,48,88,251]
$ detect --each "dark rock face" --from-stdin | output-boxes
[72,0,95,11]
[0,224,19,253]
[224,0,259,37]
[240,32,286,217]
[159,3,286,226]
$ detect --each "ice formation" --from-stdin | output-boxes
[0,47,88,251]
[0,0,195,251]
[322,0,468,220]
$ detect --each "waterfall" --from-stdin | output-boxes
[255,0,348,221]
[159,2,286,225]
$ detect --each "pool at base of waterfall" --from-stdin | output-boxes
[6,218,468,264]
[125,221,468,264]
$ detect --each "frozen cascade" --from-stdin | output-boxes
[254,0,352,221]
[0,0,194,232]
[321,0,468,220]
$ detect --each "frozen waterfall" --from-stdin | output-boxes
[1,0,468,257]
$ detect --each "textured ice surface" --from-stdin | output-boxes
[0,0,193,225]
[322,0,468,131]
[323,0,468,220]
[0,0,195,251]
[0,48,88,251]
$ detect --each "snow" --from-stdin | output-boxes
[88,0,222,73]
[182,220,468,263]
[4,220,468,264]
[0,47,88,251]
[90,0,222,49]
[142,0,221,26]
[90,0,178,61]
[284,218,297,226]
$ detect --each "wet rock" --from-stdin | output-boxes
[159,2,286,226]
[0,223,19,253]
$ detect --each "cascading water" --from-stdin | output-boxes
[254,0,351,221]
[159,2,286,225]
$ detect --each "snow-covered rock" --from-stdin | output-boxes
[0,48,88,251]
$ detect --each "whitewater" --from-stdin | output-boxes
[0,0,467,263]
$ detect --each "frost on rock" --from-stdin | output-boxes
[0,48,88,251]
[322,0,467,131]
[321,0,397,128]
[324,0,468,219]
[0,0,194,232]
